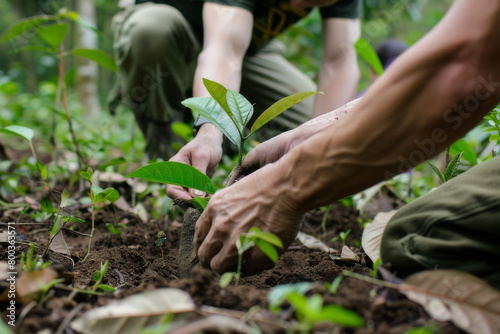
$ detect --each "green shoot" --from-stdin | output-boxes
[339,229,351,248]
[91,260,115,292]
[220,227,283,287]
[426,152,462,183]
[155,231,167,267]
[39,278,65,305]
[324,275,343,295]
[369,258,382,277]
[20,243,52,272]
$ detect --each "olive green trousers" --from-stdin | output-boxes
[112,3,315,159]
[381,155,500,288]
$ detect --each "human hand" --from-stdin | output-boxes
[194,161,304,274]
[166,124,223,200]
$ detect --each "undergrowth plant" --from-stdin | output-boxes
[19,243,52,272]
[219,226,283,287]
[1,9,117,171]
[426,152,462,184]
[155,231,167,267]
[80,168,120,261]
[90,260,115,292]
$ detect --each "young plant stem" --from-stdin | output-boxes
[83,186,95,262]
[57,45,85,171]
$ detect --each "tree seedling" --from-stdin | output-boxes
[80,168,120,261]
[219,226,283,287]
[127,79,321,212]
[155,231,167,267]
[91,260,115,292]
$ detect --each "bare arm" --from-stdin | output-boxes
[195,0,500,274]
[313,17,360,117]
[167,3,253,199]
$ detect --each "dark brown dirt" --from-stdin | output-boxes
[0,197,464,334]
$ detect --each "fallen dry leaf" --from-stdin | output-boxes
[361,210,397,263]
[400,270,500,334]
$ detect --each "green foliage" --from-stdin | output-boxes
[0,125,34,142]
[72,49,117,72]
[127,161,216,195]
[324,275,343,294]
[426,152,462,184]
[191,197,209,213]
[355,38,384,76]
[91,260,115,292]
[370,258,382,277]
[20,243,52,272]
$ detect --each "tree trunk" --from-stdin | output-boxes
[75,0,100,115]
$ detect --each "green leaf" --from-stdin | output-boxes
[227,89,254,130]
[50,220,60,238]
[41,196,53,214]
[254,231,283,248]
[62,10,103,37]
[316,304,364,327]
[72,49,117,72]
[0,125,34,142]
[60,188,71,208]
[66,216,86,224]
[80,169,93,182]
[202,78,231,116]
[444,152,462,181]
[450,139,477,165]
[191,197,209,213]
[182,97,242,149]
[1,15,55,42]
[36,160,47,180]
[355,38,384,76]
[219,272,235,288]
[95,187,120,204]
[92,271,102,282]
[36,23,68,48]
[98,157,127,171]
[255,239,279,263]
[250,91,321,134]
[98,284,116,292]
[426,161,445,183]
[307,294,323,314]
[101,260,109,276]
[126,161,215,194]
[106,224,121,235]
[237,235,255,255]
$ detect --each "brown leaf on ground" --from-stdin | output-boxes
[400,270,500,334]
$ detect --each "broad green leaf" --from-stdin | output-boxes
[91,185,105,198]
[254,230,283,248]
[355,38,384,76]
[444,152,462,181]
[126,161,215,194]
[1,15,55,42]
[219,272,235,288]
[250,91,322,134]
[307,294,323,314]
[227,89,254,130]
[426,161,445,183]
[203,78,231,116]
[191,197,209,213]
[0,125,34,142]
[98,284,116,292]
[316,304,364,327]
[255,239,279,263]
[73,49,117,72]
[182,97,241,149]
[36,23,68,48]
[60,188,71,208]
[80,168,93,182]
[450,139,477,165]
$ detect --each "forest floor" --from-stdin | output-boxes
[0,173,464,334]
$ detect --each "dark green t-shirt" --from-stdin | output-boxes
[135,0,362,54]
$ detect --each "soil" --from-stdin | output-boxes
[0,181,464,334]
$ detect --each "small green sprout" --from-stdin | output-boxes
[426,152,462,183]
[324,275,343,295]
[220,227,283,287]
[39,278,65,304]
[155,231,167,267]
[339,229,351,248]
[91,260,115,292]
[369,258,382,277]
[20,243,52,272]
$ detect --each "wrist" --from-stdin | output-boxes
[197,123,224,145]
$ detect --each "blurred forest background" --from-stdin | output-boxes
[0,0,455,168]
